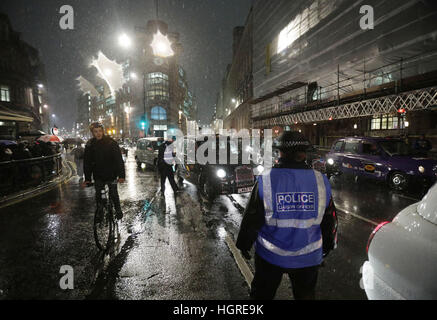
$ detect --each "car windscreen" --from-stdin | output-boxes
[379,140,413,156]
[151,141,163,150]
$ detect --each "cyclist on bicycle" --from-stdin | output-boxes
[81,122,125,221]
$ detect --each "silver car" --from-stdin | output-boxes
[361,182,437,299]
[134,137,164,169]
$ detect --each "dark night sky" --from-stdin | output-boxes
[0,0,253,129]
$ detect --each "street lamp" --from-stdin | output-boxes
[118,33,132,49]
[179,110,188,132]
[50,114,57,129]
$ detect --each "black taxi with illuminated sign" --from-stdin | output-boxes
[175,135,258,201]
[325,137,437,192]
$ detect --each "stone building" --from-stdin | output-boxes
[0,12,49,138]
[78,20,196,140]
[218,8,254,132]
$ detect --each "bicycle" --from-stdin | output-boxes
[86,182,120,251]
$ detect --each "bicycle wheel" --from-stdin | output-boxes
[93,205,113,251]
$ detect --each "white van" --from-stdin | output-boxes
[135,137,165,169]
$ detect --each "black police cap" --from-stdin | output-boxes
[274,131,311,151]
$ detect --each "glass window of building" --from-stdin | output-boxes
[148,72,169,81]
[147,89,169,100]
[0,85,10,102]
[151,106,167,120]
[106,96,115,106]
[370,115,403,130]
[277,0,336,54]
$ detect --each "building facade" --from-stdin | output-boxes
[0,12,49,138]
[249,0,437,146]
[77,20,196,140]
[218,8,254,132]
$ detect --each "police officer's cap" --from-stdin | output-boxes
[274,131,311,152]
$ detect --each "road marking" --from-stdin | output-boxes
[393,193,420,202]
[223,230,253,289]
[335,206,379,226]
[226,195,245,213]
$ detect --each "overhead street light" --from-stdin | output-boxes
[118,33,132,49]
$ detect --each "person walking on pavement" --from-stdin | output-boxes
[236,131,338,300]
[157,136,179,196]
[82,122,125,221]
[72,142,85,182]
[414,134,432,157]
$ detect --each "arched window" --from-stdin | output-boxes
[151,106,167,120]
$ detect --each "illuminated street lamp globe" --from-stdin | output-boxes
[150,30,174,58]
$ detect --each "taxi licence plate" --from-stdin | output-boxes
[238,187,252,194]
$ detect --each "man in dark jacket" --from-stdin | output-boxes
[414,134,432,157]
[82,122,125,220]
[157,137,179,196]
[236,131,338,300]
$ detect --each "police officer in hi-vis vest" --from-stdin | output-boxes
[157,136,179,196]
[236,131,338,300]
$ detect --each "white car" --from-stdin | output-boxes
[361,183,437,300]
[135,137,164,169]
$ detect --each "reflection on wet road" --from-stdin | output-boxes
[0,151,419,300]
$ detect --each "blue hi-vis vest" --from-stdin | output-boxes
[256,168,332,269]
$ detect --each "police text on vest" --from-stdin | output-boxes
[276,192,315,212]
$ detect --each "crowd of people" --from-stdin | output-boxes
[0,140,61,163]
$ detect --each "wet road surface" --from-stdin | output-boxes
[0,151,419,300]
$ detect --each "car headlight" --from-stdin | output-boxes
[418,166,425,174]
[216,169,226,178]
[255,165,264,175]
[327,158,334,165]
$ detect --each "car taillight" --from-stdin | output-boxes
[366,221,390,254]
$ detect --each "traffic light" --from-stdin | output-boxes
[140,115,146,129]
[397,107,406,115]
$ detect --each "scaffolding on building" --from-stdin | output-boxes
[253,85,437,128]
[252,48,437,128]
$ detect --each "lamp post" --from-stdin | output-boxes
[179,110,189,134]
[51,114,56,128]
